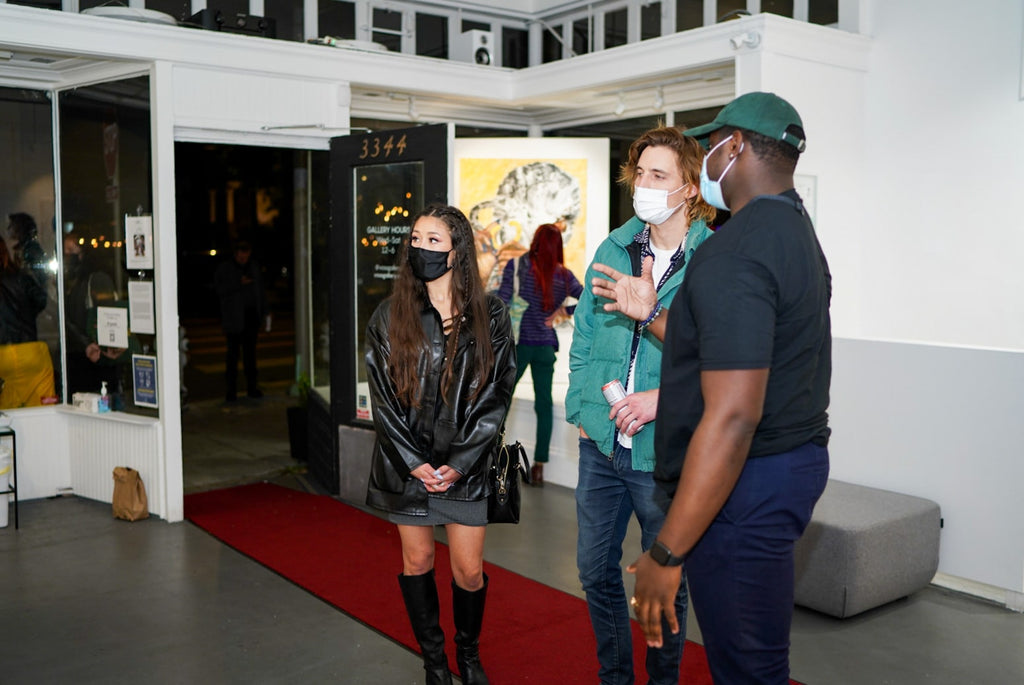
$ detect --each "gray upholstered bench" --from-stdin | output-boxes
[793,479,941,618]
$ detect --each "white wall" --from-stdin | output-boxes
[830,338,1024,602]
[861,1,1024,350]
[784,2,1024,602]
[745,19,871,338]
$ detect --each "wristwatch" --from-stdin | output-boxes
[649,540,685,567]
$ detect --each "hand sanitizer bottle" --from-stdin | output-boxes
[99,381,111,413]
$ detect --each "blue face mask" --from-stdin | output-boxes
[699,136,743,212]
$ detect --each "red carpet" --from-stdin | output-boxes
[185,483,801,684]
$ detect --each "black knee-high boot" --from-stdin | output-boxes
[398,570,453,685]
[452,574,490,685]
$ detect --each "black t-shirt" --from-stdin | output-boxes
[654,190,832,502]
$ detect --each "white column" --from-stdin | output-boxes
[528,20,542,66]
[704,0,718,27]
[838,0,867,33]
[150,60,184,522]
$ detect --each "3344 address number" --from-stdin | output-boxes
[359,134,408,160]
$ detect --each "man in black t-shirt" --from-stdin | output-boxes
[595,92,832,684]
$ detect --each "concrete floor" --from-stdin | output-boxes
[181,394,301,495]
[1,394,1023,684]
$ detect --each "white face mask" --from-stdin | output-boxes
[699,136,742,212]
[633,184,686,225]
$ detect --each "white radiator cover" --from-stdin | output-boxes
[66,411,164,519]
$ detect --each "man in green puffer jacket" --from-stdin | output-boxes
[565,126,715,685]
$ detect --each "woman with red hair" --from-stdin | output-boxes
[498,224,583,485]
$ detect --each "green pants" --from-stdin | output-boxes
[514,344,556,463]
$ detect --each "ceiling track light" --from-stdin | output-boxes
[613,92,626,117]
[653,86,664,112]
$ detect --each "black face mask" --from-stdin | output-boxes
[407,246,452,282]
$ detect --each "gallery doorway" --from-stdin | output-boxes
[174,142,323,493]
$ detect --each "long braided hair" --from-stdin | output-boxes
[387,203,495,408]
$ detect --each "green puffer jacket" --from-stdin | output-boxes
[565,216,713,472]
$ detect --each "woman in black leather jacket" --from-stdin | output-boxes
[365,203,516,685]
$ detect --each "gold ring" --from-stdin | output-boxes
[630,596,639,607]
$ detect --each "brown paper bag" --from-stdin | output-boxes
[112,466,149,521]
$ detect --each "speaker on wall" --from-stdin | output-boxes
[184,9,276,38]
[452,29,494,66]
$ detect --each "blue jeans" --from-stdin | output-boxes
[576,437,687,685]
[687,441,829,685]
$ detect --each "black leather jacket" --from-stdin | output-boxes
[0,269,47,345]
[365,293,517,516]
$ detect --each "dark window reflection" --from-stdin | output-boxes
[373,8,403,51]
[573,18,590,56]
[641,3,662,40]
[416,12,448,58]
[318,0,356,40]
[676,0,704,31]
[0,88,60,409]
[461,20,490,33]
[605,8,628,49]
[809,0,839,25]
[310,150,331,389]
[59,76,157,416]
[542,24,563,63]
[266,0,305,41]
[763,0,795,18]
[502,27,528,69]
[6,0,61,10]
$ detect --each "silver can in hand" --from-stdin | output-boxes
[602,379,627,405]
[601,379,644,433]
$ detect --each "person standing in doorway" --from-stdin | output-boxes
[497,223,583,485]
[565,125,715,684]
[214,240,267,402]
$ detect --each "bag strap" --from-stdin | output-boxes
[512,256,522,297]
[516,442,531,480]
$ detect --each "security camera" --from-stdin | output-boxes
[730,31,761,50]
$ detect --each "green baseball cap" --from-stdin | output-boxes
[685,92,806,152]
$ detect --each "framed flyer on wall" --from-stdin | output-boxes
[125,215,154,270]
[132,354,158,408]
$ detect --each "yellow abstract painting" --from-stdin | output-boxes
[458,157,589,289]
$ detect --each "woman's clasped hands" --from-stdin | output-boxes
[411,463,462,493]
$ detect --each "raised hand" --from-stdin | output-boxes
[591,256,658,322]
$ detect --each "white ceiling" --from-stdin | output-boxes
[0,6,747,134]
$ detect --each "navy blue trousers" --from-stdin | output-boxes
[685,441,828,684]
